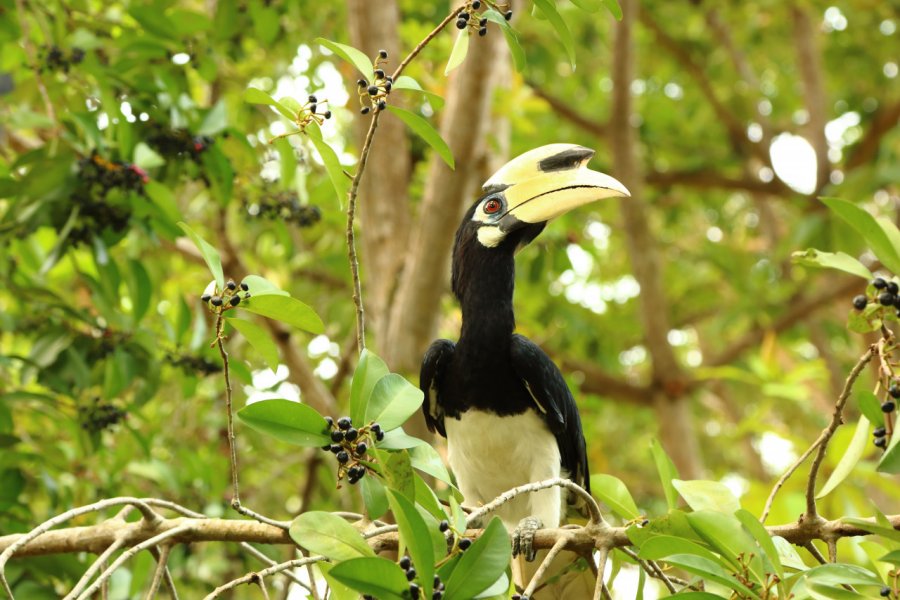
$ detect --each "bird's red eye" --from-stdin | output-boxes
[483,198,502,214]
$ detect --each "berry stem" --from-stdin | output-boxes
[391,5,465,81]
[214,313,241,505]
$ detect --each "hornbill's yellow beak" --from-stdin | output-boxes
[474,144,630,247]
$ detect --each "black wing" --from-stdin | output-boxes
[509,334,590,493]
[420,339,456,438]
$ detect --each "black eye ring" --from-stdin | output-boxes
[483,197,502,214]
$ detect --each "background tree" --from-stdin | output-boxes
[0,0,899,597]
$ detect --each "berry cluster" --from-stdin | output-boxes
[244,191,322,228]
[147,126,213,162]
[358,50,392,115]
[268,94,332,143]
[455,1,513,37]
[78,398,127,433]
[39,45,85,73]
[320,416,382,485]
[202,279,250,311]
[165,352,222,376]
[66,153,149,244]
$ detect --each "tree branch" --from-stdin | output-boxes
[646,168,789,196]
[525,79,608,138]
[791,4,830,193]
[844,99,900,171]
[562,358,650,406]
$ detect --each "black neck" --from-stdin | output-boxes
[453,242,516,350]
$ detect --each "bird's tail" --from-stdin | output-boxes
[513,548,595,599]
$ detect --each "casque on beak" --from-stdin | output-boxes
[484,144,630,230]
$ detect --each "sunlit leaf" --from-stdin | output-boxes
[817,414,870,497]
[239,294,324,334]
[672,479,740,514]
[387,489,435,598]
[650,439,680,509]
[821,198,900,275]
[590,473,640,520]
[392,75,445,109]
[443,517,510,600]
[445,30,469,75]
[227,317,280,371]
[291,512,375,561]
[306,121,349,206]
[349,350,390,425]
[533,0,576,67]
[791,249,873,280]
[482,10,526,71]
[315,38,373,78]
[386,105,454,169]
[328,557,408,600]
[177,222,224,291]
[237,399,329,446]
[366,373,424,431]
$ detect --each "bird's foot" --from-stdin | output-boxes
[512,516,542,562]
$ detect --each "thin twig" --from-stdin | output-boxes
[522,535,569,597]
[149,547,180,600]
[466,478,604,527]
[75,525,192,600]
[254,573,271,600]
[63,537,128,600]
[804,346,874,518]
[143,544,172,600]
[593,547,609,600]
[203,556,326,600]
[391,6,465,81]
[619,547,677,594]
[804,542,827,565]
[215,314,242,506]
[240,543,309,591]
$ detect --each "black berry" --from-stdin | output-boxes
[478,27,487,36]
[880,586,891,597]
[345,427,358,441]
[226,280,237,290]
[229,295,241,306]
[852,295,868,310]
[355,441,367,455]
[377,100,387,110]
[875,437,887,448]
[358,79,367,88]
[324,110,332,119]
[374,68,385,79]
[432,591,442,599]
[874,426,886,437]
[361,106,370,114]
[379,49,388,59]
[874,277,887,289]
[456,18,466,29]
[368,85,379,96]
[405,567,416,581]
[321,444,331,451]
[330,444,342,453]
[472,0,481,8]
[375,429,385,441]
[331,430,345,442]
[240,281,249,291]
[891,384,900,399]
[308,94,317,103]
[201,294,212,302]
[337,417,352,430]
[504,10,513,19]
[882,401,896,412]
[399,556,411,570]
[888,281,899,295]
[434,575,442,588]
[336,450,349,464]
[458,537,472,550]
[384,82,392,92]
[480,17,488,26]
[324,416,334,427]
[409,583,420,599]
[460,11,469,20]
[879,292,895,306]
[210,296,223,307]
[439,520,449,532]
[309,103,317,114]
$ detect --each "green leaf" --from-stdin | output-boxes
[327,557,409,600]
[445,30,470,75]
[686,511,764,582]
[663,554,756,597]
[237,399,329,446]
[365,373,424,431]
[650,439,679,509]
[290,512,375,561]
[668,594,728,600]
[414,473,447,522]
[410,444,453,484]
[198,100,228,136]
[318,563,359,600]
[306,121,349,207]
[601,0,623,20]
[672,479,741,514]
[772,536,807,571]
[144,181,182,224]
[360,472,390,520]
[817,414,870,498]
[315,38,373,78]
[801,563,883,587]
[443,517,511,600]
[386,105,454,169]
[482,10,526,71]
[791,249,873,280]
[878,549,900,565]
[637,535,719,563]
[240,294,324,334]
[387,489,436,598]
[350,350,390,425]
[239,275,289,297]
[227,317,280,372]
[533,0,576,67]
[842,517,900,543]
[243,87,295,120]
[735,508,783,580]
[590,473,640,520]
[392,76,445,109]
[568,0,601,12]
[133,142,165,169]
[821,198,900,274]
[177,222,224,291]
[380,448,415,501]
[127,259,152,324]
[877,419,900,473]
[858,391,885,425]
[378,427,428,450]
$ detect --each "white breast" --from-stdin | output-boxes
[444,409,564,530]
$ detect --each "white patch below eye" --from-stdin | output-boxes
[477,226,506,247]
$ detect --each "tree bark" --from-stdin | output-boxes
[347,0,412,347]
[791,4,830,193]
[383,31,508,372]
[612,0,703,479]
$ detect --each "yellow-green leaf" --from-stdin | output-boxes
[386,105,454,169]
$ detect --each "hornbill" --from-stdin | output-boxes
[420,144,629,594]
